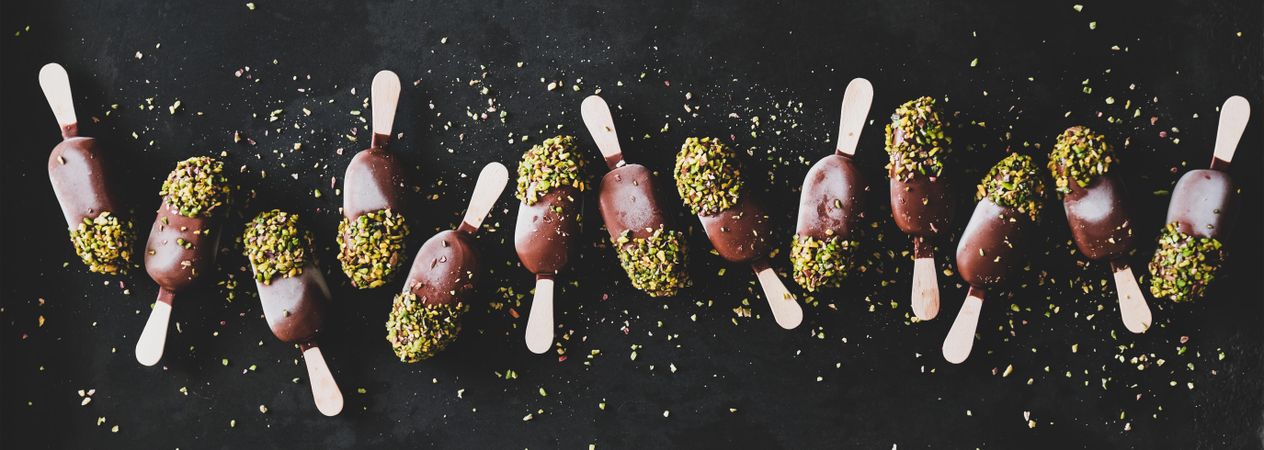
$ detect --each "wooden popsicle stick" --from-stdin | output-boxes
[1112,264,1152,334]
[753,263,803,330]
[911,255,941,320]
[39,63,78,135]
[524,276,555,354]
[135,289,175,367]
[371,70,402,145]
[835,78,873,156]
[580,95,625,169]
[458,162,509,234]
[942,288,984,364]
[302,344,344,417]
[1211,95,1250,167]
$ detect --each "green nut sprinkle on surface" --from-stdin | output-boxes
[69,211,135,275]
[242,209,311,284]
[790,234,858,292]
[977,153,1047,222]
[515,135,587,205]
[1148,222,1224,303]
[386,293,467,363]
[674,137,743,216]
[160,156,231,218]
[1048,126,1115,196]
[885,96,951,181]
[613,227,691,297]
[337,209,409,289]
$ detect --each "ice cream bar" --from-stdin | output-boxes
[792,78,872,292]
[387,162,508,362]
[943,153,1046,364]
[1148,96,1249,303]
[243,210,343,416]
[41,63,136,275]
[886,96,954,321]
[582,95,691,297]
[1048,126,1151,333]
[338,70,410,289]
[514,136,587,354]
[675,137,802,330]
[135,156,231,367]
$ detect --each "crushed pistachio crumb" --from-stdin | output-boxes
[337,209,409,289]
[977,153,1047,221]
[514,135,587,205]
[885,96,951,181]
[243,209,311,284]
[1048,126,1115,196]
[160,156,231,218]
[674,137,743,215]
[790,234,858,292]
[612,226,691,297]
[69,212,135,274]
[1148,222,1224,302]
[386,293,467,363]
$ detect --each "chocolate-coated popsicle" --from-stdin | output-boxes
[792,78,872,292]
[1148,96,1250,302]
[243,210,343,416]
[886,96,954,321]
[942,153,1047,364]
[675,137,803,329]
[1048,126,1151,333]
[387,162,508,362]
[135,156,231,367]
[338,70,410,289]
[581,95,690,297]
[41,63,136,275]
[515,136,586,354]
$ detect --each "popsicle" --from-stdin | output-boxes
[387,162,509,362]
[1148,96,1250,302]
[41,63,136,275]
[886,96,954,321]
[675,137,803,329]
[581,95,691,297]
[1047,126,1151,333]
[243,210,343,417]
[135,156,231,367]
[338,70,410,289]
[942,153,1047,364]
[515,135,587,354]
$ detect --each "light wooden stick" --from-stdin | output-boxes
[371,70,402,139]
[524,276,555,354]
[459,162,509,233]
[1212,95,1250,165]
[302,344,344,417]
[39,63,78,129]
[1113,265,1152,334]
[942,289,984,364]
[581,95,625,168]
[754,265,803,330]
[835,78,873,156]
[911,256,940,320]
[135,289,174,367]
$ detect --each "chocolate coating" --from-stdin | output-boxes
[1167,169,1236,239]
[796,154,863,240]
[343,147,408,219]
[699,194,773,264]
[890,175,952,237]
[598,164,667,241]
[48,137,116,227]
[956,199,1031,288]
[144,201,221,292]
[515,187,580,274]
[1061,175,1133,261]
[402,230,479,306]
[257,263,331,344]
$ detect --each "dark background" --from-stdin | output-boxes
[2,0,1261,448]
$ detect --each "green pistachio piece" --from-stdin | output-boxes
[68,211,135,275]
[1048,126,1116,196]
[790,234,858,292]
[977,153,1047,222]
[337,209,409,289]
[385,293,467,363]
[885,96,951,181]
[242,209,311,284]
[674,137,743,216]
[515,135,587,205]
[1147,222,1224,302]
[160,156,231,218]
[612,226,691,297]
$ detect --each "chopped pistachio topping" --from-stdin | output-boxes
[242,209,311,284]
[514,135,587,205]
[977,153,1047,221]
[674,137,743,215]
[1148,222,1224,302]
[160,156,231,218]
[337,209,409,289]
[69,211,135,275]
[386,293,467,363]
[790,234,858,292]
[1048,126,1116,196]
[613,226,691,297]
[885,96,951,181]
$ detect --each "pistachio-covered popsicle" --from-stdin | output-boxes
[886,96,954,321]
[387,163,508,362]
[1048,126,1151,333]
[942,153,1046,364]
[41,63,136,275]
[581,95,691,297]
[338,70,410,289]
[676,137,803,329]
[135,156,231,367]
[244,210,343,416]
[515,136,586,354]
[1148,96,1250,303]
